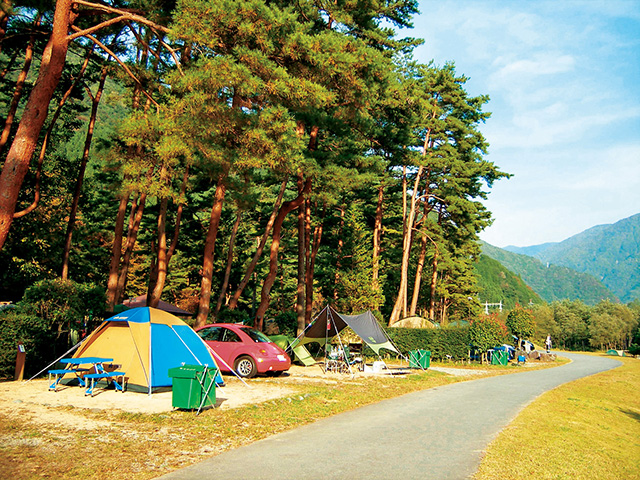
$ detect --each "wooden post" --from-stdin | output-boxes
[14,343,25,381]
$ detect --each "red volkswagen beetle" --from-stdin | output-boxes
[195,323,291,378]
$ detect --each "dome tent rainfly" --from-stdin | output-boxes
[70,307,223,393]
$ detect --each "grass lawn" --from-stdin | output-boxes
[1,355,632,480]
[474,354,640,480]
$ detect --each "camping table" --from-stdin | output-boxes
[65,357,126,396]
[48,357,123,394]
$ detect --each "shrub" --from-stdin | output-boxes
[506,305,535,341]
[469,313,509,354]
[0,279,105,378]
[0,311,56,378]
[273,311,298,337]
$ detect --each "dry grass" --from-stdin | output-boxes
[474,354,640,480]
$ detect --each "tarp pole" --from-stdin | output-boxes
[290,305,325,350]
[148,320,153,396]
[329,307,354,376]
[323,306,329,371]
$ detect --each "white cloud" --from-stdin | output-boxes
[492,54,576,80]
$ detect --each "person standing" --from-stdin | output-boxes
[545,334,552,353]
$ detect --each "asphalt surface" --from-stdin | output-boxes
[157,352,621,480]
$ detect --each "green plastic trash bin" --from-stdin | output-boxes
[167,364,218,410]
[409,350,431,369]
[491,350,508,366]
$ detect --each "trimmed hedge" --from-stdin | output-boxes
[0,311,56,379]
[363,326,470,361]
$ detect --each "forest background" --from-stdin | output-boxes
[0,0,638,377]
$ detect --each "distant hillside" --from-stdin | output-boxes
[474,254,543,309]
[525,214,640,303]
[481,242,617,305]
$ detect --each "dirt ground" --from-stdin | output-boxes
[0,363,492,430]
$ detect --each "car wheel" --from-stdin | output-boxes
[234,355,257,378]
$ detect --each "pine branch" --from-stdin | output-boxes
[71,25,160,110]
[72,0,171,34]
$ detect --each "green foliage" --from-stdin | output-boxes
[273,311,298,338]
[19,279,106,329]
[333,203,384,313]
[0,0,514,343]
[529,299,639,351]
[0,311,52,379]
[0,279,108,375]
[469,313,509,353]
[506,305,535,340]
[385,326,470,361]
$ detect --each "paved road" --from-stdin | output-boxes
[158,353,620,480]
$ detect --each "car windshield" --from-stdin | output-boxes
[241,327,271,343]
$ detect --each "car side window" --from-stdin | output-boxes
[198,327,222,342]
[221,328,242,343]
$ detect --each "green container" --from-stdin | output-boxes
[409,350,431,369]
[491,350,508,366]
[167,364,218,410]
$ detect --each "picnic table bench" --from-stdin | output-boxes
[48,368,89,391]
[47,357,126,396]
[84,371,126,396]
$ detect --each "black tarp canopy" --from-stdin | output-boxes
[294,305,399,355]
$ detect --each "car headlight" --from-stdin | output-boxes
[277,354,286,362]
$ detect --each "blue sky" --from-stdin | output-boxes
[404,0,640,247]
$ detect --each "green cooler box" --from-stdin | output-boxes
[409,350,431,369]
[491,350,509,366]
[168,364,218,410]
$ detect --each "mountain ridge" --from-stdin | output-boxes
[480,242,617,305]
[503,213,640,303]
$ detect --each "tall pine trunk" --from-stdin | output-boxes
[61,64,108,280]
[255,178,311,331]
[228,177,287,309]
[409,226,428,316]
[389,165,424,325]
[214,209,242,319]
[147,194,168,307]
[372,185,383,286]
[305,206,324,325]
[115,192,147,304]
[14,48,93,219]
[428,249,439,322]
[0,0,75,250]
[0,14,40,156]
[106,194,130,311]
[296,178,306,334]
[195,172,228,328]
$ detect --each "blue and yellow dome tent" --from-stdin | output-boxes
[72,307,223,393]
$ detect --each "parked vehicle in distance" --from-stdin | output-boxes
[195,323,291,378]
